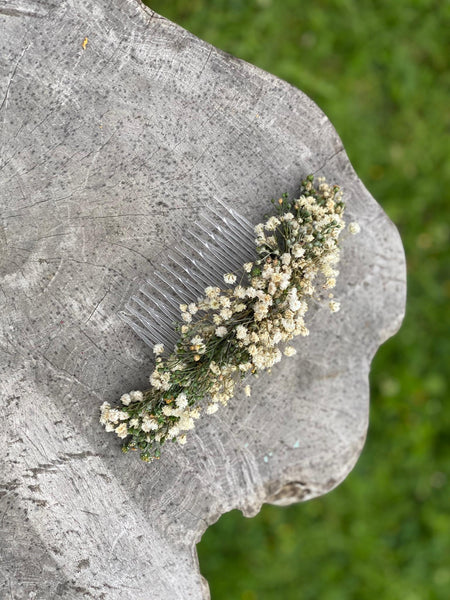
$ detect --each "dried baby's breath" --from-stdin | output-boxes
[100,175,358,461]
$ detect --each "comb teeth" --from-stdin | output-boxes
[120,201,256,351]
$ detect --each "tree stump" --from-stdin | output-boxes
[0,1,406,598]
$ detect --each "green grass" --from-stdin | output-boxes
[144,1,450,598]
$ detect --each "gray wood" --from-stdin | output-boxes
[0,1,406,598]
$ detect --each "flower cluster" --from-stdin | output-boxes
[100,175,359,461]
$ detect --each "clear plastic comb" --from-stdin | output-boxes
[120,199,256,351]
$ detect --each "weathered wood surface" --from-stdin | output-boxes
[0,1,406,598]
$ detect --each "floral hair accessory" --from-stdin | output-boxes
[100,175,359,461]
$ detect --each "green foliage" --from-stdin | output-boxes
[145,1,449,598]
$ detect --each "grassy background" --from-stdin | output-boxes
[144,1,449,598]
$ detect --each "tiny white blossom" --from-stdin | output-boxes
[130,390,143,402]
[243,262,253,273]
[115,423,128,439]
[244,385,251,397]
[284,346,297,357]
[235,324,248,340]
[176,393,188,409]
[209,361,221,375]
[177,434,187,445]
[265,216,280,231]
[120,393,131,406]
[190,407,201,419]
[239,362,253,372]
[348,222,361,235]
[141,417,158,432]
[220,308,233,321]
[224,272,237,284]
[188,303,198,314]
[108,409,121,424]
[215,326,228,338]
[329,300,341,313]
[205,286,220,298]
[233,285,247,298]
[292,244,305,258]
[206,403,219,414]
[167,426,180,439]
[153,343,164,355]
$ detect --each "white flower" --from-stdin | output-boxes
[167,426,180,439]
[105,423,115,432]
[292,244,305,258]
[224,272,237,284]
[177,434,187,445]
[188,303,198,314]
[235,324,248,340]
[284,346,297,357]
[107,409,122,424]
[209,361,221,375]
[190,407,201,419]
[215,326,228,338]
[153,343,164,355]
[120,393,131,406]
[176,393,188,409]
[329,300,341,313]
[181,312,192,323]
[243,262,253,273]
[179,413,195,431]
[141,417,158,432]
[190,335,203,346]
[281,253,291,266]
[233,285,246,298]
[244,385,251,397]
[206,403,219,414]
[129,419,139,428]
[348,222,360,235]
[219,308,233,321]
[205,286,220,298]
[115,423,128,439]
[268,282,276,295]
[130,390,143,402]
[162,405,173,416]
[239,362,253,372]
[265,216,280,231]
[282,212,294,221]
